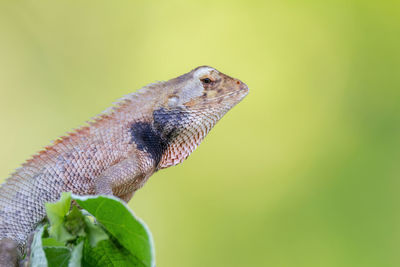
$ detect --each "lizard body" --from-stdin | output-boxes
[0,66,248,253]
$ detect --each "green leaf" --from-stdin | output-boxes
[72,195,155,267]
[64,206,86,237]
[42,238,65,247]
[44,247,71,267]
[45,192,74,242]
[34,193,154,267]
[30,224,48,267]
[84,217,108,247]
[68,241,83,267]
[82,238,142,267]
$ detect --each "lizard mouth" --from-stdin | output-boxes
[216,81,249,104]
[238,82,249,99]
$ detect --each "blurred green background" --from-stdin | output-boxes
[1,1,400,266]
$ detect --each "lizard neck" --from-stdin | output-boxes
[129,106,221,170]
[157,108,221,169]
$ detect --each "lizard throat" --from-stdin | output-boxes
[158,110,220,169]
[129,107,221,169]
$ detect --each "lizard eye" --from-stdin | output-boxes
[201,78,212,84]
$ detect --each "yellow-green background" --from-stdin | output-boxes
[1,1,400,266]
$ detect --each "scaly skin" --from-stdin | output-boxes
[0,66,248,253]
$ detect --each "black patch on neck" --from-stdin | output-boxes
[130,122,167,166]
[130,107,187,166]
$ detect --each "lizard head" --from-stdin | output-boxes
[164,66,249,111]
[153,66,249,169]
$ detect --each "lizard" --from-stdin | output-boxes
[0,66,248,257]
